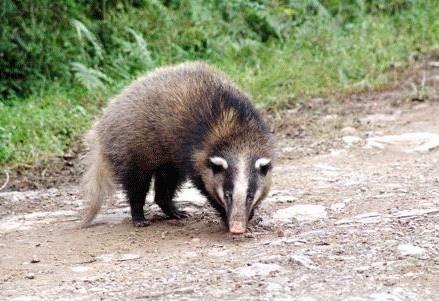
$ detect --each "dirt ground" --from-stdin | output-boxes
[1,60,439,300]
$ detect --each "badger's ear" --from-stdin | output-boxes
[255,157,271,176]
[255,157,271,169]
[209,156,228,172]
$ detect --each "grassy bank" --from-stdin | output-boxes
[1,0,439,167]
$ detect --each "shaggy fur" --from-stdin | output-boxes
[81,62,273,231]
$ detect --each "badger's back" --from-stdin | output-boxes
[94,62,269,175]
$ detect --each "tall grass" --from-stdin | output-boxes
[1,0,439,166]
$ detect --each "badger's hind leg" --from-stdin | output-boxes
[154,164,189,219]
[121,167,152,227]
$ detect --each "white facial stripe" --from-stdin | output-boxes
[255,157,271,169]
[231,156,249,215]
[209,156,228,169]
[216,186,226,207]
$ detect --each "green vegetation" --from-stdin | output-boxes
[1,0,439,166]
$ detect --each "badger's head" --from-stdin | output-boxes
[191,105,274,234]
[194,148,273,234]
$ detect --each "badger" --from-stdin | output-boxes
[81,62,274,234]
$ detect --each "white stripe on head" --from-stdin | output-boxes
[209,156,228,170]
[231,156,249,218]
[216,186,226,207]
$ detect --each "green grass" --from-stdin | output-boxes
[1,0,439,167]
[0,88,100,166]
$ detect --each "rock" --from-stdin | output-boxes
[340,127,358,136]
[393,208,439,218]
[342,136,363,147]
[289,255,317,270]
[236,263,284,278]
[30,256,40,264]
[272,205,327,223]
[397,244,427,258]
[24,273,35,280]
[330,202,346,212]
[265,282,283,292]
[117,254,141,261]
[71,265,91,273]
[365,132,439,153]
[322,114,338,123]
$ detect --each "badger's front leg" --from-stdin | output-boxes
[154,164,189,219]
[121,168,152,227]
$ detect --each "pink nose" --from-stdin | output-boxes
[229,222,246,234]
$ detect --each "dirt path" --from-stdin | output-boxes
[1,62,439,301]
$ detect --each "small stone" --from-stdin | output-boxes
[397,244,427,258]
[289,255,317,270]
[330,202,346,212]
[365,132,439,153]
[342,135,363,147]
[25,273,35,280]
[272,205,327,223]
[71,266,91,273]
[322,114,338,123]
[118,254,141,261]
[340,127,358,136]
[236,263,284,278]
[30,257,40,264]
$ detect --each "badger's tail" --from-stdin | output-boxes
[80,129,115,228]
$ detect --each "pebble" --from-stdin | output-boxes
[322,114,338,123]
[289,255,317,270]
[30,257,40,264]
[397,244,427,258]
[365,132,439,153]
[272,205,327,223]
[24,273,35,280]
[340,127,358,136]
[330,202,346,212]
[71,266,91,273]
[342,136,363,147]
[236,263,284,278]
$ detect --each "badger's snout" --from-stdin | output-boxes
[229,221,246,234]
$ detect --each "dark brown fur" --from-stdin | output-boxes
[81,62,273,230]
